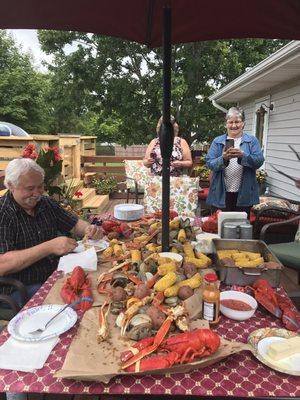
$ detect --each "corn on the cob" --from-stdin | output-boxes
[164,273,202,297]
[150,222,161,230]
[154,272,177,292]
[103,246,113,258]
[133,234,150,243]
[183,243,194,258]
[131,249,141,265]
[235,257,264,268]
[157,256,173,265]
[113,244,123,256]
[177,229,186,243]
[157,262,176,276]
[184,256,210,268]
[169,219,180,230]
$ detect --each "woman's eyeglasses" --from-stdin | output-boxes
[226,120,243,126]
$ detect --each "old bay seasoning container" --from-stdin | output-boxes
[202,273,220,324]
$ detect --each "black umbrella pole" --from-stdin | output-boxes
[161,5,172,251]
[161,157,171,251]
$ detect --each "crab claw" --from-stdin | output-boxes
[121,316,173,370]
[97,300,111,343]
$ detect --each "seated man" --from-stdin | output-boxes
[0,158,103,306]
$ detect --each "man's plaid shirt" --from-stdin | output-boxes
[0,192,78,294]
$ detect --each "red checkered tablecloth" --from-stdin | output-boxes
[0,271,299,397]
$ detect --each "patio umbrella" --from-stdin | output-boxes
[0,122,29,137]
[2,0,300,250]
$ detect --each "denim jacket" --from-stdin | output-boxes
[206,133,264,208]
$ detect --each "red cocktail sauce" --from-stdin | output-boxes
[221,299,253,311]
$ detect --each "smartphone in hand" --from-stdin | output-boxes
[225,138,234,150]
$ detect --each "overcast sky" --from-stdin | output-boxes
[7,29,52,71]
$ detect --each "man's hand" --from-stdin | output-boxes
[84,224,103,240]
[48,237,78,256]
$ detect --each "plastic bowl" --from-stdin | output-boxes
[158,252,183,266]
[220,290,257,321]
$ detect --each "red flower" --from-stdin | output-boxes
[30,151,38,159]
[74,191,83,198]
[21,144,38,159]
[54,153,62,162]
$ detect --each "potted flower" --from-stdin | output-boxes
[92,176,118,197]
[192,165,210,187]
[22,143,63,197]
[256,169,268,195]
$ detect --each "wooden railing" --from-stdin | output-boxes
[81,155,143,182]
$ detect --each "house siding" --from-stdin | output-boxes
[240,81,300,202]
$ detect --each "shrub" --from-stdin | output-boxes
[92,176,118,195]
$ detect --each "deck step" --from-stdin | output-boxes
[81,195,109,212]
[73,187,96,207]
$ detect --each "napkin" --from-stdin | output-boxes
[0,336,59,372]
[57,247,97,273]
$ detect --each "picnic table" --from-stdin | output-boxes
[0,270,300,398]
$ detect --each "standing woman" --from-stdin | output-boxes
[206,107,264,216]
[143,116,192,176]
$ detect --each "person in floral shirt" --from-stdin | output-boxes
[143,116,192,176]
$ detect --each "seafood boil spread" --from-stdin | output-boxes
[56,213,300,377]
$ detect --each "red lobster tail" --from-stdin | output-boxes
[60,266,94,311]
[125,352,179,373]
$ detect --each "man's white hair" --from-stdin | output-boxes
[4,158,45,188]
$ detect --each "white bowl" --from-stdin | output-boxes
[220,290,257,321]
[114,204,144,221]
[158,252,183,266]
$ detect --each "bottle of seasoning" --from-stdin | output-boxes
[202,273,220,325]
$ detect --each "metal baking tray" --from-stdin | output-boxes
[212,239,283,287]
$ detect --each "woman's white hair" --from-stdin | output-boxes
[225,106,245,122]
[4,158,45,188]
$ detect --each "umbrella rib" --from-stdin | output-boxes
[146,0,155,47]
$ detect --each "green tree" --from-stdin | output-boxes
[38,31,288,144]
[0,30,52,133]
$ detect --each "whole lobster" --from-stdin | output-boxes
[121,328,220,372]
[249,279,300,332]
[101,220,132,239]
[60,266,93,311]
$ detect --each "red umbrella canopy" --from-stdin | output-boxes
[2,0,300,46]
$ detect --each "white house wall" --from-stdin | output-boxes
[240,80,300,201]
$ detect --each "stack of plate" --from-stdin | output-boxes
[114,203,144,221]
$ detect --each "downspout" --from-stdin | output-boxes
[211,99,228,113]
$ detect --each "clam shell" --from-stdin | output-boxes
[129,313,152,327]
[164,296,179,307]
[115,312,125,327]
[127,323,152,341]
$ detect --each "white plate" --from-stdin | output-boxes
[73,239,109,253]
[248,327,300,375]
[8,304,77,342]
[257,337,300,374]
